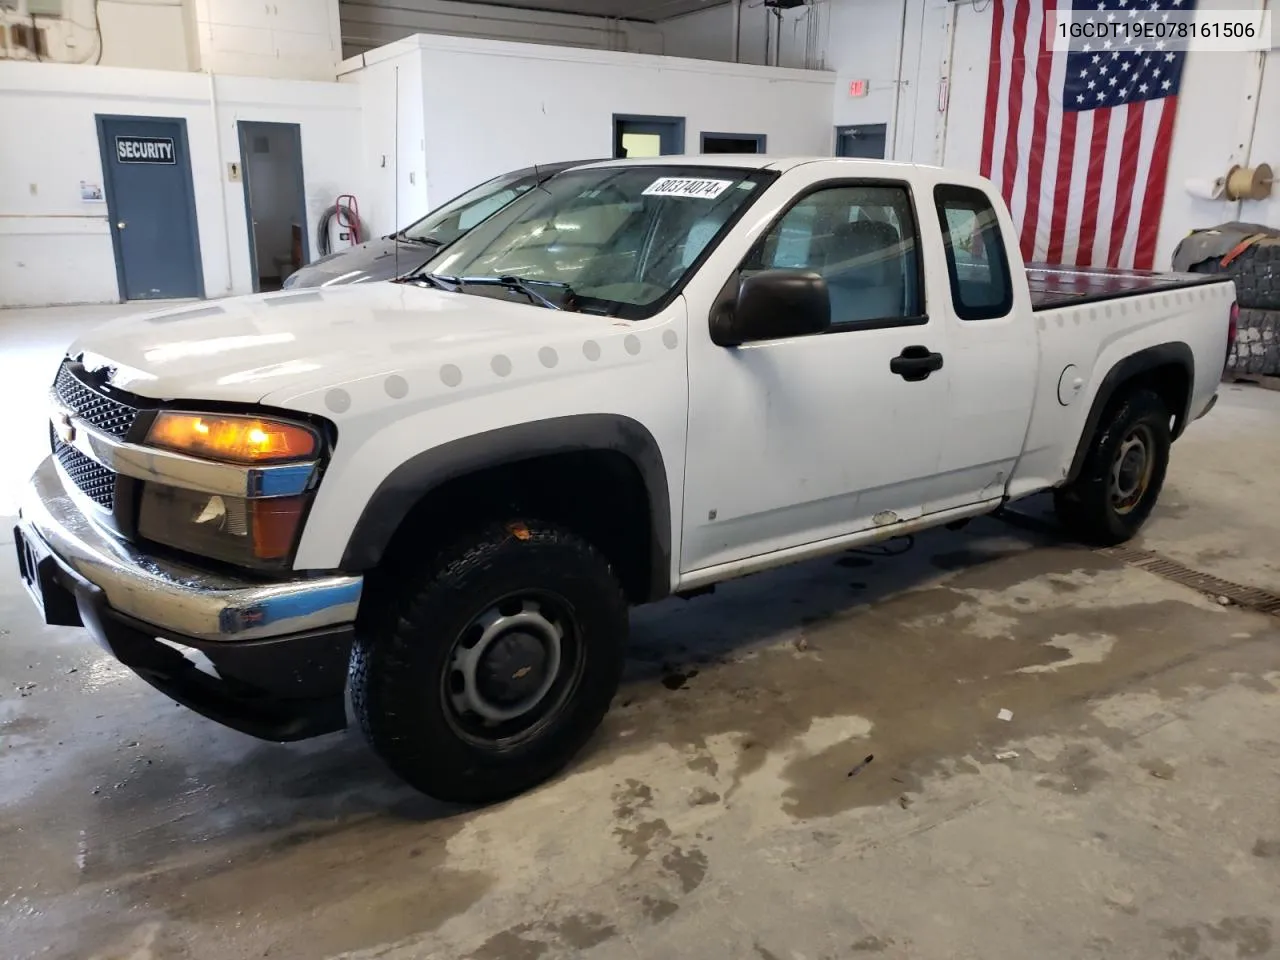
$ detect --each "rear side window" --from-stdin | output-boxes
[934,184,1013,321]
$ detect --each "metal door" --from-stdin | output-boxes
[96,115,204,300]
[237,120,309,293]
[835,124,888,160]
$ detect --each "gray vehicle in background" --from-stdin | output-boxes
[285,160,598,289]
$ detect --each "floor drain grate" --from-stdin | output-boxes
[1096,546,1280,616]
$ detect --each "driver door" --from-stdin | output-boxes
[680,175,952,574]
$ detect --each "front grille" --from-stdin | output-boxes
[53,364,139,439]
[54,439,116,510]
[49,361,144,510]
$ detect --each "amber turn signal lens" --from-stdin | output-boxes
[252,496,308,560]
[147,413,317,464]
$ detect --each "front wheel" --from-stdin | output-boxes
[1054,388,1172,546]
[349,521,628,804]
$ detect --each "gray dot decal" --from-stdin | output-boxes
[325,389,351,413]
[662,330,679,350]
[384,375,408,399]
[491,354,512,377]
[538,346,559,368]
[582,340,601,361]
[440,364,463,388]
[624,335,642,355]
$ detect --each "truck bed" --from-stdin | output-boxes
[1027,263,1226,311]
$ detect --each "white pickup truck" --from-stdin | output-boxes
[16,157,1236,803]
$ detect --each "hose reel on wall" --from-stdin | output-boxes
[316,195,368,257]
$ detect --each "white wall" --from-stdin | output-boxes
[1242,49,1280,228]
[0,61,362,307]
[191,0,342,81]
[340,33,835,233]
[0,0,194,70]
[340,0,664,59]
[341,39,427,236]
[0,0,341,80]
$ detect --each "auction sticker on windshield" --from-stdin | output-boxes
[642,177,733,199]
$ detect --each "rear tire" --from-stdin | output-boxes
[1054,388,1171,546]
[350,520,627,804]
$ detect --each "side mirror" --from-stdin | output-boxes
[709,270,831,347]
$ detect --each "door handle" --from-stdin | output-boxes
[890,345,944,382]
[116,221,126,230]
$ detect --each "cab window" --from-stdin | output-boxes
[744,183,924,328]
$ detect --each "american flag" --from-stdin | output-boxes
[979,0,1193,271]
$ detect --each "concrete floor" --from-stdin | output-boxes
[3,305,1280,960]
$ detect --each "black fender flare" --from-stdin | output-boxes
[1065,341,1195,484]
[339,414,672,599]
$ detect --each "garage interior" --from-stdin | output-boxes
[2,1,1280,958]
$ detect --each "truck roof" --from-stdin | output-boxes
[576,155,937,174]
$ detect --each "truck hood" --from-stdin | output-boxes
[68,284,614,405]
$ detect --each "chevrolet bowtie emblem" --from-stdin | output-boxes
[54,411,76,445]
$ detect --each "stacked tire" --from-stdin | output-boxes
[1179,228,1280,377]
[1227,308,1280,376]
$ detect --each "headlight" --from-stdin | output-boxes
[138,487,310,569]
[147,413,317,464]
[138,411,322,569]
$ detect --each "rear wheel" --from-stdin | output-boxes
[1054,388,1171,546]
[350,520,627,804]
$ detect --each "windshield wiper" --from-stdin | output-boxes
[394,231,444,246]
[409,272,460,291]
[405,273,576,310]
[447,275,573,311]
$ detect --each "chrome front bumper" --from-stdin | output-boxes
[18,456,363,643]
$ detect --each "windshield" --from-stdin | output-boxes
[420,165,775,317]
[400,170,541,246]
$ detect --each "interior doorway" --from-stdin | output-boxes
[613,115,685,159]
[701,132,766,154]
[835,124,888,160]
[237,121,308,293]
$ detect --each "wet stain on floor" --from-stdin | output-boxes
[1163,916,1274,960]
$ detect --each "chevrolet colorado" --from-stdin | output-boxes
[15,156,1236,803]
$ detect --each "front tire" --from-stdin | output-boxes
[350,521,627,804]
[1054,388,1172,546]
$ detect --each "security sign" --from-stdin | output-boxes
[115,136,176,164]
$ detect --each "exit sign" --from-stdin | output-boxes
[848,79,868,98]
